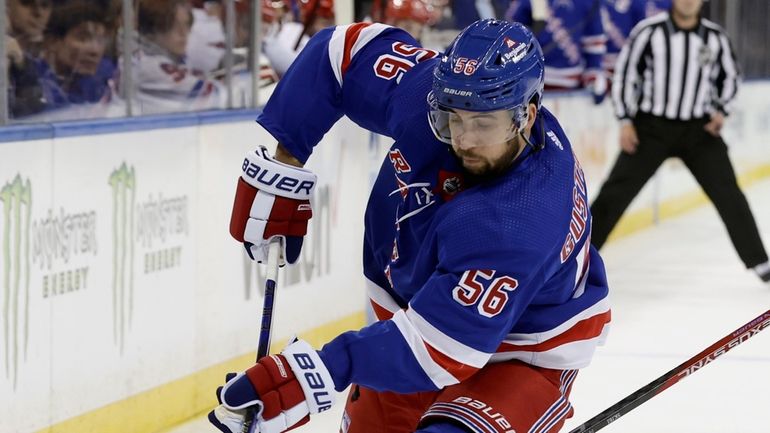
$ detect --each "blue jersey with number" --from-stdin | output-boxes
[257,23,611,393]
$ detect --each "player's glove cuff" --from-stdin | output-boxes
[282,339,336,413]
[240,146,317,200]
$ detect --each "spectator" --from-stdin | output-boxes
[6,0,53,118]
[38,1,115,110]
[507,0,608,104]
[233,0,280,87]
[128,0,224,113]
[8,0,52,56]
[263,0,335,77]
[186,0,226,75]
[6,34,47,118]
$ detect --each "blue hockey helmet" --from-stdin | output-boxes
[428,19,545,144]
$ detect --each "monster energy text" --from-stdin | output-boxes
[32,208,97,298]
[136,193,188,275]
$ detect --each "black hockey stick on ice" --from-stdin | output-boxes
[243,240,283,433]
[568,309,770,433]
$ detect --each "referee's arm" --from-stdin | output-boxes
[712,31,741,116]
[611,24,653,121]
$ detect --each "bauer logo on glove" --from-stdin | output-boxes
[229,146,317,265]
[208,340,337,433]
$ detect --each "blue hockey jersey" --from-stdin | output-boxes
[602,0,671,74]
[257,23,611,393]
[506,0,607,90]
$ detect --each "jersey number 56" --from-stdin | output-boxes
[452,270,518,318]
[373,42,438,83]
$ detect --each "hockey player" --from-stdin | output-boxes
[601,0,671,88]
[211,19,611,433]
[506,0,608,104]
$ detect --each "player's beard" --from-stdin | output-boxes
[453,135,524,183]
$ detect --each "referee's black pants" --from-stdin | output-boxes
[590,113,769,268]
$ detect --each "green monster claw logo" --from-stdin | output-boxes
[109,163,135,354]
[1,175,32,389]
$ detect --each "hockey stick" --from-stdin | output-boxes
[243,240,283,433]
[257,241,282,359]
[568,309,770,433]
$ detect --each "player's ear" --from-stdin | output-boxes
[526,103,537,130]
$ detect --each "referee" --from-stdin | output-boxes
[590,0,770,283]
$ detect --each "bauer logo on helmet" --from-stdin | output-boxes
[442,87,473,96]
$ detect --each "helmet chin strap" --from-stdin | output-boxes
[512,109,545,152]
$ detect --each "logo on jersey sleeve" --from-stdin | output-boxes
[389,149,412,173]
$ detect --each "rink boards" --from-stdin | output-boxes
[1,83,769,433]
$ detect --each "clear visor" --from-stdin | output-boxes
[428,105,526,147]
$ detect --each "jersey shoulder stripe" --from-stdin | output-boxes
[328,23,392,86]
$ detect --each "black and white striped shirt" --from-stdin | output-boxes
[612,12,740,121]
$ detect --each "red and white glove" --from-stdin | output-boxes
[229,146,316,265]
[208,340,337,433]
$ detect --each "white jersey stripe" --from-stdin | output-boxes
[664,31,685,118]
[327,25,350,86]
[405,308,491,368]
[492,324,610,369]
[327,23,391,87]
[366,278,401,315]
[391,310,460,388]
[504,296,610,344]
[349,23,392,62]
[717,32,739,113]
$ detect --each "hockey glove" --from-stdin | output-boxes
[229,146,316,265]
[208,340,336,433]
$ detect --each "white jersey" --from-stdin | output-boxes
[186,7,226,74]
[129,38,225,114]
[262,22,309,77]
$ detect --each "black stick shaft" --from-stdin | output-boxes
[568,309,770,433]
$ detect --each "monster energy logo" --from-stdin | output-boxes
[109,163,135,354]
[1,175,32,389]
